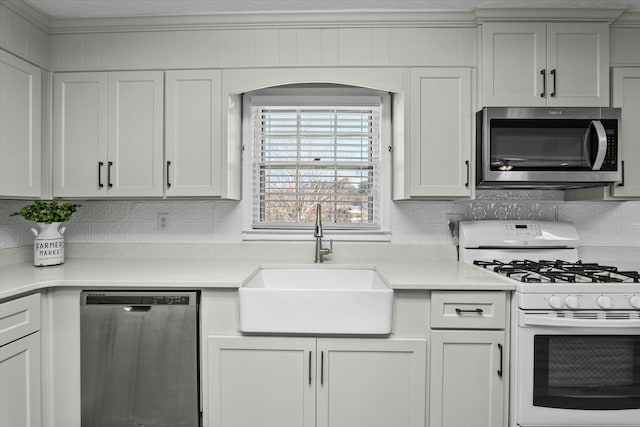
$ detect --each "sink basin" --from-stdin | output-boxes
[238,266,394,334]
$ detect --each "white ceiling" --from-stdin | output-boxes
[22,0,640,19]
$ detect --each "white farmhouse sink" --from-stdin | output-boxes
[238,266,394,334]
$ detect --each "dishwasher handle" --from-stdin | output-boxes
[123,305,152,312]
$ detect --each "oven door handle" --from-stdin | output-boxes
[522,314,640,329]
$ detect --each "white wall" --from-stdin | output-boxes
[2,7,640,252]
[3,196,640,249]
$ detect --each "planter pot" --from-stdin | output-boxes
[31,222,66,266]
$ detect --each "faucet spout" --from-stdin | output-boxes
[314,203,323,238]
[313,203,332,263]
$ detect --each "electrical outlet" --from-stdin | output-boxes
[157,213,169,231]
[446,213,464,241]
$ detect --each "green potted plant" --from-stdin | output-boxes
[12,199,80,266]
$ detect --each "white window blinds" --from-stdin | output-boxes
[252,105,381,229]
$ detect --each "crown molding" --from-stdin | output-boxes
[0,0,50,31]
[3,4,637,35]
[612,10,640,27]
[474,8,625,23]
[47,10,479,34]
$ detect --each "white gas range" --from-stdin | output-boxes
[459,220,640,427]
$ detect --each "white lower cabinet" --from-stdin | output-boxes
[209,336,315,427]
[208,336,427,427]
[0,293,42,427]
[429,330,505,427]
[0,332,41,427]
[429,291,509,427]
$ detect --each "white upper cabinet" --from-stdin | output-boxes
[482,22,609,107]
[566,67,640,201]
[394,67,472,199]
[53,73,107,197]
[54,71,163,198]
[610,68,640,198]
[165,70,223,197]
[0,51,41,198]
[107,72,164,197]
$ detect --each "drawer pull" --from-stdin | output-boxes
[455,308,483,315]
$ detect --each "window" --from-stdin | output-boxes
[244,86,388,237]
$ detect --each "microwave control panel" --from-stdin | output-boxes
[601,122,618,171]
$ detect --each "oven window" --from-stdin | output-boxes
[533,335,640,410]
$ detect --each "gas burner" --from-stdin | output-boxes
[472,259,640,284]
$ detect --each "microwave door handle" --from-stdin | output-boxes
[586,120,607,170]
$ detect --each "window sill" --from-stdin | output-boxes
[242,228,391,242]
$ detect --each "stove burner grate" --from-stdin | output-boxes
[472,259,640,283]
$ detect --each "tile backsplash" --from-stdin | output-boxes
[1,191,639,249]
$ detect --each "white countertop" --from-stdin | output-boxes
[0,244,515,300]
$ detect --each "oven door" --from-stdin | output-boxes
[514,311,640,427]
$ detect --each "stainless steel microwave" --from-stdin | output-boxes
[476,107,622,188]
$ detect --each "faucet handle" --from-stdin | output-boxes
[328,239,333,253]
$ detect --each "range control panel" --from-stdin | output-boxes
[504,223,541,237]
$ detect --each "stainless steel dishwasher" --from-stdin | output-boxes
[80,291,199,427]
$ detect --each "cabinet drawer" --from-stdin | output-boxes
[0,293,41,346]
[431,291,506,329]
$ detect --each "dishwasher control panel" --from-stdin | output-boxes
[82,292,196,305]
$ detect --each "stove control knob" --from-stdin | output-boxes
[564,295,579,309]
[548,295,563,309]
[596,296,612,309]
[630,296,640,309]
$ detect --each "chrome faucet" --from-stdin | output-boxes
[313,204,333,263]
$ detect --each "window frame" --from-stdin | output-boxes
[241,86,391,242]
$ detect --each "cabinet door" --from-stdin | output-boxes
[611,68,640,198]
[0,51,41,198]
[0,332,41,427]
[546,23,609,107]
[316,338,426,427]
[566,67,640,201]
[208,336,316,427]
[165,70,222,197]
[430,330,506,427]
[409,68,471,198]
[107,71,164,197]
[53,72,108,197]
[482,22,547,107]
